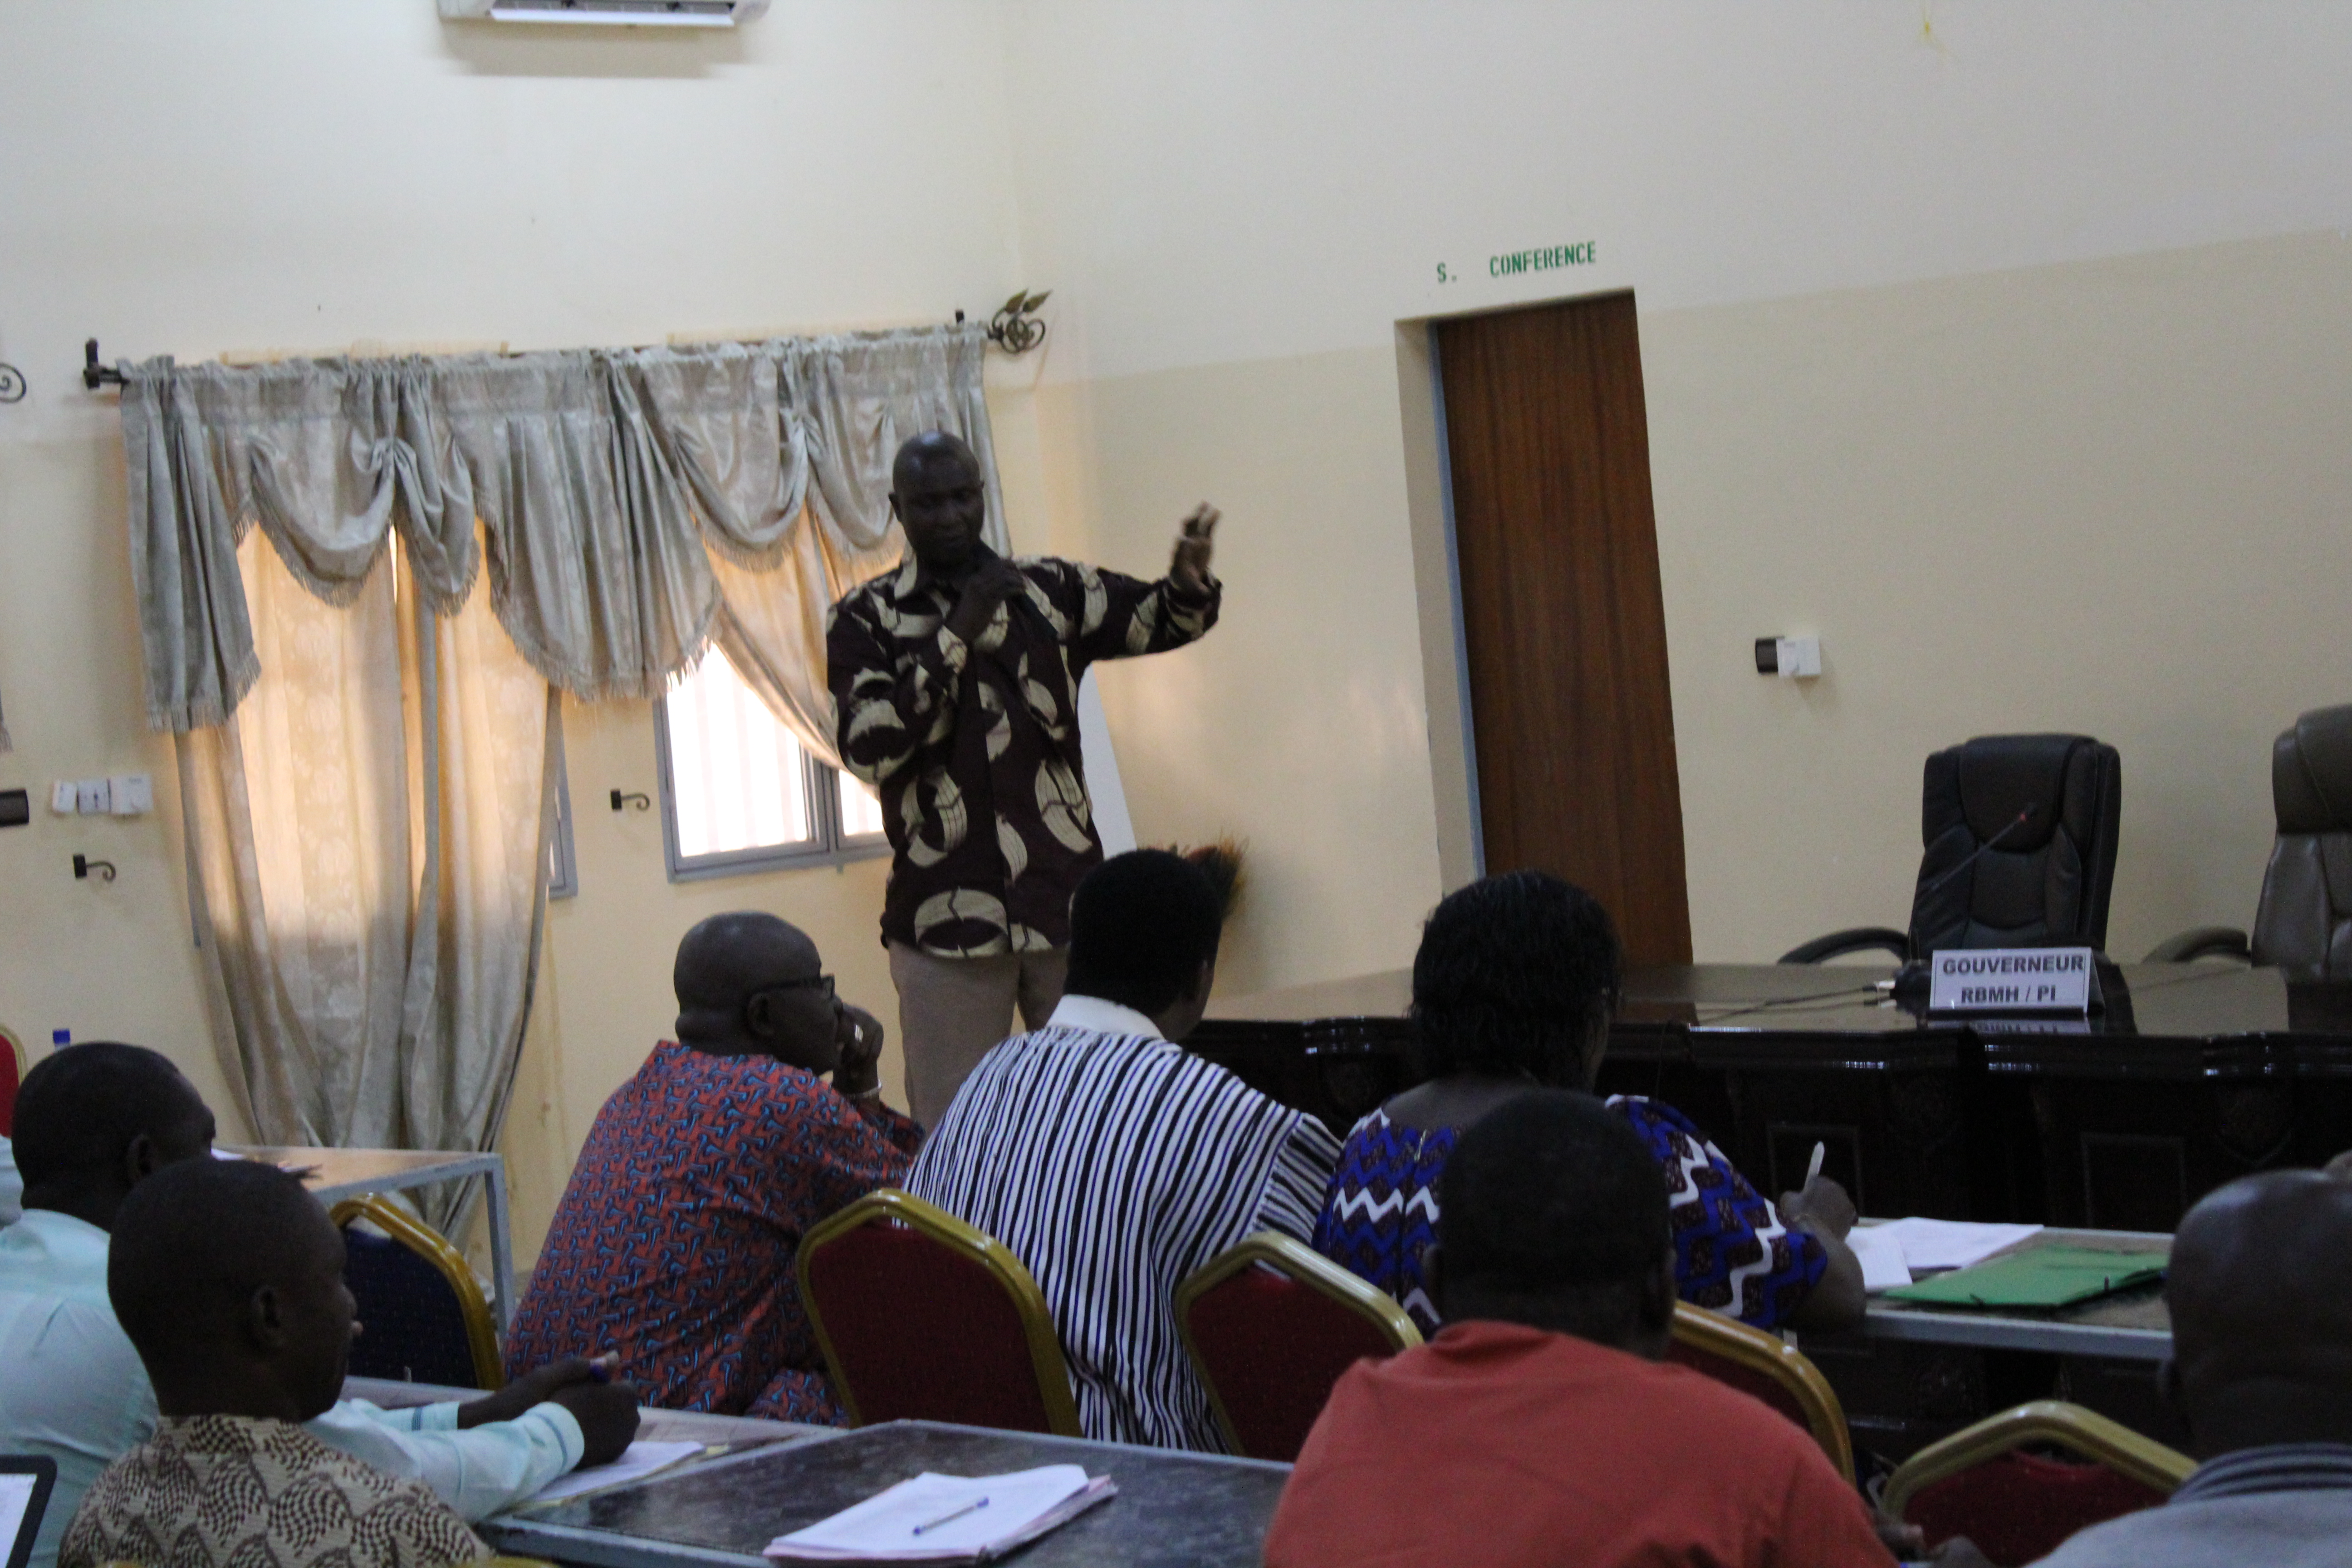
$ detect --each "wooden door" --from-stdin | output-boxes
[1436,291,1692,964]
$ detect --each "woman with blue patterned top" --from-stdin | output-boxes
[1311,872,1867,1337]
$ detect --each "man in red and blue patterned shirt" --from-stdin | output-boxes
[505,913,919,1422]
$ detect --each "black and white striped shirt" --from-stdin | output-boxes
[903,995,1343,1452]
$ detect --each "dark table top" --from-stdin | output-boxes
[1201,961,2352,1074]
[483,1421,1290,1568]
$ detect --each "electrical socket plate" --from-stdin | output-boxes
[75,779,112,815]
[109,774,153,816]
[51,780,77,813]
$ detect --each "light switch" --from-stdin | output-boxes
[51,780,78,813]
[1774,637,1823,679]
[109,774,153,816]
[76,779,112,815]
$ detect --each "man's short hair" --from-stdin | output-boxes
[1412,872,1622,1083]
[108,1157,325,1378]
[12,1043,194,1187]
[1439,1088,1667,1296]
[1063,849,1223,1016]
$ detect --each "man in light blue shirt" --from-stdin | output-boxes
[0,1043,637,1568]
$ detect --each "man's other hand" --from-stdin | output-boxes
[1170,503,1219,593]
[833,1004,887,1098]
[547,1373,642,1467]
[945,559,1029,644]
[1778,1173,1858,1240]
[456,1352,611,1428]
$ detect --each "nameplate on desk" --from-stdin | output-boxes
[1927,948,2093,1014]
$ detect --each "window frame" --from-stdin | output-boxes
[652,684,890,884]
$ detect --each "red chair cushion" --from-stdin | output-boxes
[1665,1338,1819,1439]
[804,1219,1060,1432]
[1183,1262,1403,1461]
[0,1046,16,1137]
[1907,1449,2170,1566]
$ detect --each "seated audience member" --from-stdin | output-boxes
[63,1159,486,1568]
[0,1044,632,1568]
[2030,1169,2352,1567]
[1313,871,1865,1334]
[1266,1089,1893,1568]
[904,849,1343,1452]
[506,912,917,1421]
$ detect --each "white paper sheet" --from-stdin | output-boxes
[1846,1225,1914,1291]
[0,1474,40,1560]
[1868,1217,2043,1274]
[524,1440,705,1505]
[767,1465,1109,1562]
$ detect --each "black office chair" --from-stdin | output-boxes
[2146,704,2352,981]
[1783,734,2123,964]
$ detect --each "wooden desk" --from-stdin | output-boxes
[479,1421,1289,1568]
[1193,962,2352,1231]
[231,1146,516,1336]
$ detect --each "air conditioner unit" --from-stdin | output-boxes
[439,0,769,26]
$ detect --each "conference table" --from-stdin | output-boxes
[1195,959,2350,1455]
[348,1378,1288,1568]
[1193,960,2352,1233]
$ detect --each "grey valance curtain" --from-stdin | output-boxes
[120,324,1005,1211]
[122,323,1009,762]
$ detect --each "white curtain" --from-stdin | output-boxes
[124,324,1003,1180]
[178,534,554,1230]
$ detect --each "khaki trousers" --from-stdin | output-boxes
[887,942,1069,1128]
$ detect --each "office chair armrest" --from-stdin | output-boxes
[1778,927,1911,965]
[2143,926,2252,965]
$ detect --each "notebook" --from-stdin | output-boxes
[1883,1245,2165,1309]
[765,1465,1116,1563]
[520,1440,707,1507]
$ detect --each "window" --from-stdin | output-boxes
[546,749,578,899]
[655,644,887,881]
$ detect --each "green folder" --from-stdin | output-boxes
[1884,1245,2167,1309]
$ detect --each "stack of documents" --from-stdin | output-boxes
[767,1465,1116,1563]
[1849,1218,2046,1291]
[522,1441,706,1506]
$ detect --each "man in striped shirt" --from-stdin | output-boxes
[2034,1168,2352,1567]
[903,849,1341,1453]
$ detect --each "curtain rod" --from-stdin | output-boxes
[80,292,1050,396]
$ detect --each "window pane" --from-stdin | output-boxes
[838,770,887,838]
[665,646,813,858]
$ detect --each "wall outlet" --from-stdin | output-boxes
[109,774,153,816]
[51,780,78,813]
[75,778,112,815]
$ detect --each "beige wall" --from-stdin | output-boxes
[0,0,1038,1269]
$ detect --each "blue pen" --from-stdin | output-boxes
[911,1497,989,1537]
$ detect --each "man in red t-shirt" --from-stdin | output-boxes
[1263,1088,1898,1568]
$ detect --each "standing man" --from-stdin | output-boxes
[828,430,1221,1126]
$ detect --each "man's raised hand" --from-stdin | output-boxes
[1171,503,1219,593]
[945,559,1030,644]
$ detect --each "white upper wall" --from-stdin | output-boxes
[1000,0,2352,380]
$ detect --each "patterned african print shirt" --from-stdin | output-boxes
[60,1415,486,1568]
[903,995,1342,1452]
[1313,1096,1828,1333]
[504,1041,921,1423]
[827,548,1220,957]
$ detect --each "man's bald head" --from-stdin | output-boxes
[671,912,841,1072]
[675,912,818,1014]
[2165,1170,2352,1455]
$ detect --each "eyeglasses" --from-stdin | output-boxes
[757,973,835,1000]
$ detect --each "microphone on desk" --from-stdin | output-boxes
[1891,804,2040,1004]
